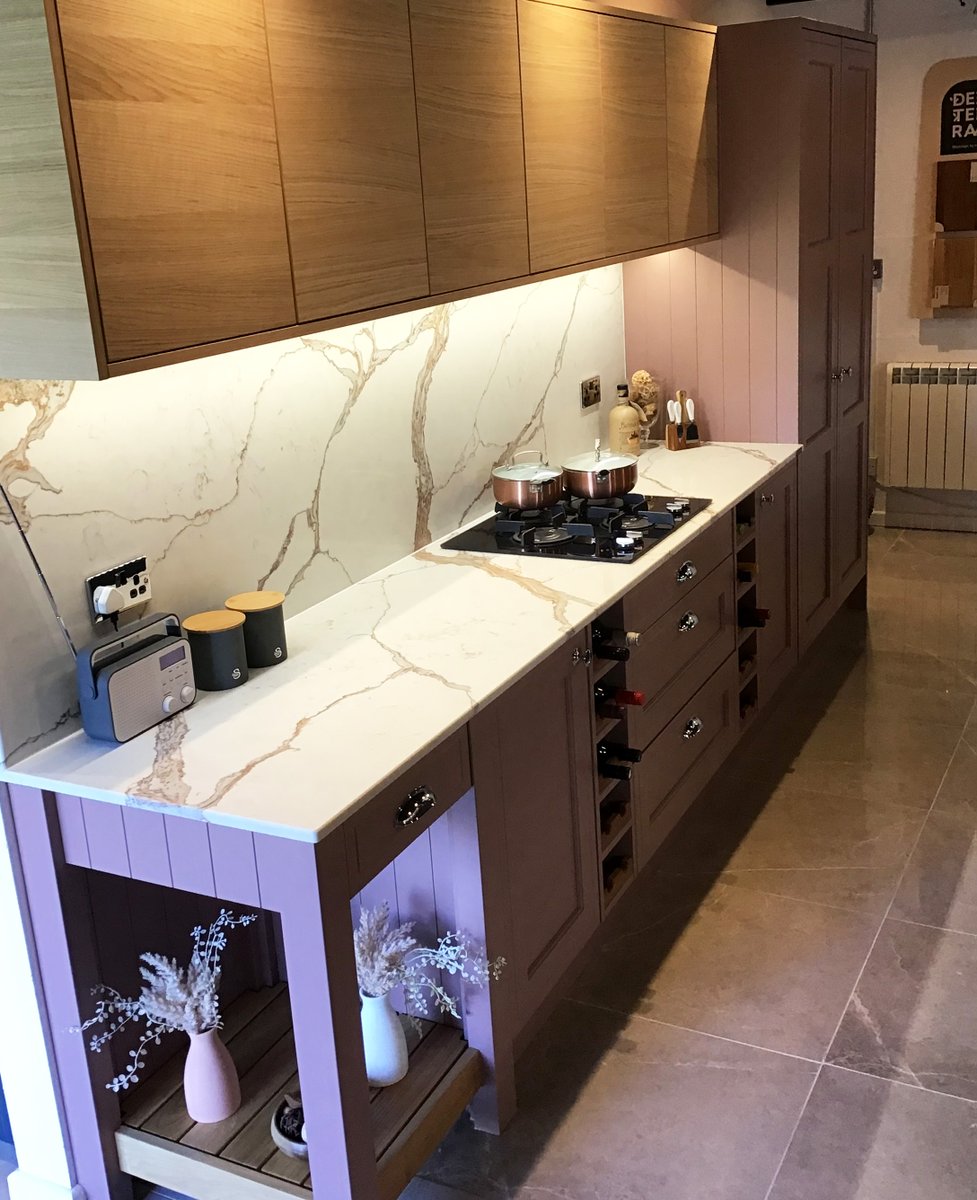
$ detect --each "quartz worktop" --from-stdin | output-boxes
[0,442,799,842]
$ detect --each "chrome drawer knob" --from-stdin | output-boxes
[396,786,437,827]
[678,611,700,634]
[683,717,704,741]
[571,648,593,666]
[676,560,697,584]
[760,492,775,505]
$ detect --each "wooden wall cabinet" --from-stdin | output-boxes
[469,629,600,1033]
[409,0,530,294]
[519,0,715,274]
[5,0,719,379]
[264,0,429,323]
[54,0,298,363]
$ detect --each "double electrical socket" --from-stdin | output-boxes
[85,556,152,624]
[580,376,601,410]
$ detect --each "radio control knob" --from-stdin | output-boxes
[180,684,195,704]
[162,694,177,714]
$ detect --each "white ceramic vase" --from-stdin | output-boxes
[360,991,408,1087]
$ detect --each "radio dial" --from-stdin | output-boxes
[180,684,195,704]
[162,694,177,714]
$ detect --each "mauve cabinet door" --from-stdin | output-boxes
[469,630,599,1031]
[757,460,798,703]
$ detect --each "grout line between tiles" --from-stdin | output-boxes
[761,692,977,1199]
[885,914,977,940]
[760,1064,823,1200]
[824,1060,977,1106]
[564,997,822,1067]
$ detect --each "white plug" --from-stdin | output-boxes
[93,585,126,616]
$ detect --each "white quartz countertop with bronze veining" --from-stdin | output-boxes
[1,443,799,841]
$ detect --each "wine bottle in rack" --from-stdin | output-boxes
[596,740,642,764]
[591,623,642,662]
[597,758,631,783]
[738,605,770,629]
[593,683,646,720]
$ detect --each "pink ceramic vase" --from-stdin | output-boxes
[183,1028,241,1123]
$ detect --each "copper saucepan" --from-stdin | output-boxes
[563,439,639,499]
[491,450,565,509]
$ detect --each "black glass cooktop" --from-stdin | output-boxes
[442,494,711,564]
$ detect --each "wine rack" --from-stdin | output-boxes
[734,494,760,728]
[588,617,640,914]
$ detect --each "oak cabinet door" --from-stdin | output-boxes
[757,461,798,703]
[599,15,669,257]
[409,0,529,294]
[57,0,296,362]
[469,632,599,1030]
[264,0,429,321]
[665,27,718,244]
[519,0,605,271]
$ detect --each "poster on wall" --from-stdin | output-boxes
[941,81,977,155]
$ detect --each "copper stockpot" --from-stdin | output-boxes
[562,439,639,499]
[491,450,565,509]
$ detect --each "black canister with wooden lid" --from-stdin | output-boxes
[182,611,249,691]
[225,591,287,669]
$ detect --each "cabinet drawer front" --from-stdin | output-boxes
[345,729,471,894]
[627,557,735,749]
[622,515,733,634]
[633,655,738,866]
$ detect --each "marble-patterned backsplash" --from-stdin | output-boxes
[0,267,625,763]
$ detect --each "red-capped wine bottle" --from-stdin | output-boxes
[593,683,646,711]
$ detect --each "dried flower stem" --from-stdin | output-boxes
[72,909,257,1092]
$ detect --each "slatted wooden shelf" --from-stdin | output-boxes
[116,986,482,1200]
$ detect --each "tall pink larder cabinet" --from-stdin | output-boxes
[717,18,876,652]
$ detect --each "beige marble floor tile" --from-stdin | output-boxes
[768,1066,977,1200]
[422,1003,816,1200]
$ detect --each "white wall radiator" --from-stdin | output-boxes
[883,362,977,490]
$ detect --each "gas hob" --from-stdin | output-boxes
[441,494,711,564]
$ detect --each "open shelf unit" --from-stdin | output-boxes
[116,985,482,1200]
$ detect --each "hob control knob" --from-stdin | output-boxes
[162,694,176,714]
[180,684,195,704]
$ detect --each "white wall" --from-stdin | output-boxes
[0,268,625,763]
